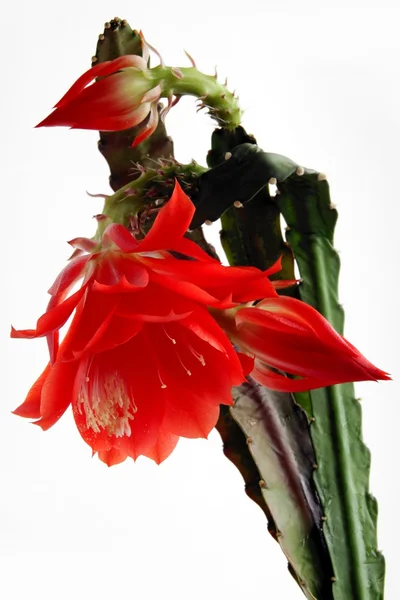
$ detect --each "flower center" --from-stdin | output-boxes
[77,371,137,437]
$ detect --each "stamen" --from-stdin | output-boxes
[189,344,206,366]
[163,327,177,344]
[77,371,137,437]
[176,351,192,376]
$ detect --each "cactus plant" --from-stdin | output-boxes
[11,16,389,600]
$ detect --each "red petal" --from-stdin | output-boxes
[103,224,139,252]
[51,56,146,109]
[138,181,195,252]
[10,286,86,340]
[34,359,79,430]
[48,254,90,296]
[141,429,179,464]
[12,364,51,418]
[251,362,335,392]
[132,102,159,147]
[98,448,128,466]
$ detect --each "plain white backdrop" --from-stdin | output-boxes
[3,1,399,598]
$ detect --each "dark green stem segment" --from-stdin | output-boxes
[277,174,385,599]
[207,128,334,598]
[205,128,384,599]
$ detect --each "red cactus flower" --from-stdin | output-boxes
[11,182,280,465]
[36,37,163,147]
[215,298,390,392]
[12,182,389,465]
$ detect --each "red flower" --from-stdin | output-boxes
[215,298,390,392]
[12,183,278,465]
[36,41,162,147]
[12,183,389,465]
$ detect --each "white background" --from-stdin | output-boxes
[2,0,399,598]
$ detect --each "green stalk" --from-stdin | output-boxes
[205,128,333,598]
[203,129,384,598]
[277,173,385,599]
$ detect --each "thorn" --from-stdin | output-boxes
[214,66,218,79]
[121,19,127,26]
[268,177,277,185]
[317,172,327,181]
[296,166,305,176]
[204,219,213,226]
[331,577,337,583]
[233,200,243,208]
[321,516,327,521]
[171,67,183,79]
[312,463,318,470]
[86,191,109,199]
[98,34,105,41]
[276,530,282,538]
[329,203,337,210]
[224,77,228,86]
[91,56,98,63]
[259,479,267,489]
[184,49,197,68]
[246,437,253,445]
[309,417,316,423]
[104,22,111,29]
[224,152,232,160]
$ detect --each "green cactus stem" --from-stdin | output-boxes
[205,131,384,598]
[204,128,333,597]
[276,172,385,600]
[96,160,207,238]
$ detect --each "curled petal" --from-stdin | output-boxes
[132,102,159,147]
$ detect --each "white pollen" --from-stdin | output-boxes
[78,372,137,437]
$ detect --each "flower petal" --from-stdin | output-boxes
[138,181,195,252]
